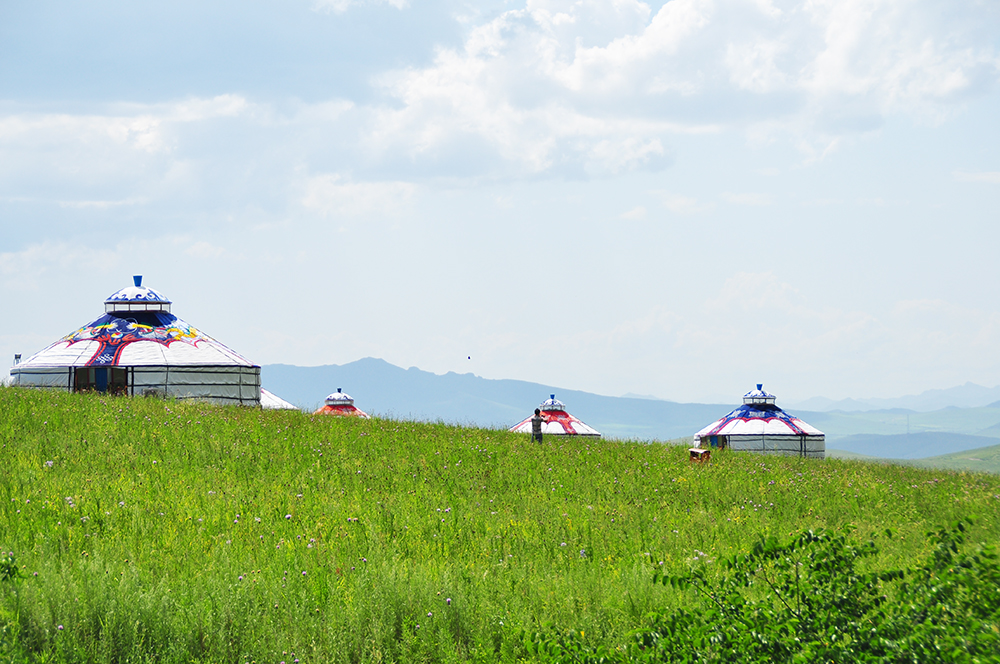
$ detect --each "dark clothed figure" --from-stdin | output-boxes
[531,408,544,443]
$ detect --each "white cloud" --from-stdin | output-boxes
[0,242,121,291]
[312,0,408,12]
[301,174,418,217]
[184,241,226,260]
[542,271,1000,402]
[619,205,647,219]
[57,198,147,209]
[0,95,249,156]
[954,171,1000,183]
[360,0,999,175]
[655,191,714,214]
[723,192,771,205]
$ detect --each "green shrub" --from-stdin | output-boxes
[531,520,1000,663]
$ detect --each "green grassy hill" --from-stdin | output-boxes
[908,442,1000,474]
[1,387,999,663]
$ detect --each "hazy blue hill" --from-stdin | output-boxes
[787,382,1000,413]
[800,404,1000,441]
[262,359,1000,454]
[828,432,1000,459]
[262,358,731,442]
[977,421,1000,437]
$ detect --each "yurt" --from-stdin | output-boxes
[509,394,601,438]
[693,384,825,459]
[261,388,299,410]
[314,388,370,418]
[9,276,265,406]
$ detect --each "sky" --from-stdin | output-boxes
[1,0,999,404]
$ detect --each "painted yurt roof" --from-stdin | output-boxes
[694,384,824,439]
[509,394,601,437]
[314,388,370,418]
[14,276,255,369]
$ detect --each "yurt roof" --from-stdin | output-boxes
[13,276,256,370]
[324,388,356,406]
[315,388,370,418]
[261,388,298,410]
[509,394,601,437]
[694,384,823,439]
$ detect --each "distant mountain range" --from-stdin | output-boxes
[261,359,1000,464]
[785,383,1000,413]
[261,358,730,442]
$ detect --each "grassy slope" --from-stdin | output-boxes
[1,387,999,663]
[908,442,1000,474]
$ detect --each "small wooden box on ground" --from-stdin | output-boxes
[689,448,711,462]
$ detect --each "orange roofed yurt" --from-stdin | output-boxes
[9,276,292,408]
[509,394,601,438]
[314,388,370,418]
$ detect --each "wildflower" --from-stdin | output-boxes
[446,598,451,605]
[427,612,433,617]
[302,571,306,576]
[45,461,53,468]
[580,549,586,558]
[238,575,243,581]
[285,514,292,520]
[57,625,64,630]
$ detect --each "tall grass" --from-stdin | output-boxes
[1,386,998,662]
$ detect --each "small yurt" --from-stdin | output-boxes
[9,276,267,406]
[693,384,824,459]
[509,394,601,438]
[314,388,370,418]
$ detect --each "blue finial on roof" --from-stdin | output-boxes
[757,383,762,390]
[133,275,142,287]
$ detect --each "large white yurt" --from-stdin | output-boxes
[10,276,264,406]
[314,388,370,418]
[693,384,825,459]
[509,394,601,438]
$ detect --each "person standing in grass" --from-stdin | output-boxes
[531,408,544,443]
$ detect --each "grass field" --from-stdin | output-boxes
[2,386,999,663]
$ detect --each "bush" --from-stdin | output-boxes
[530,520,1000,663]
